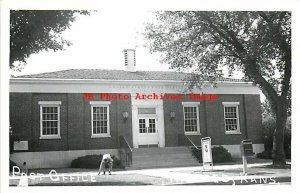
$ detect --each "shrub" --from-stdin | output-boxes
[258,116,291,159]
[256,150,272,159]
[191,146,202,162]
[71,154,124,169]
[191,146,232,163]
[111,155,123,168]
[212,146,233,162]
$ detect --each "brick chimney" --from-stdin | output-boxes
[123,49,136,72]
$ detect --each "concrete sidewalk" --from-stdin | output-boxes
[9,162,291,186]
[117,162,291,185]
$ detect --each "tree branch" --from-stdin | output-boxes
[259,11,291,98]
[243,58,279,105]
[258,12,271,23]
[201,13,281,106]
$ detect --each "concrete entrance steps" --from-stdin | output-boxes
[129,147,200,169]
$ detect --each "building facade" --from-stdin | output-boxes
[9,50,264,169]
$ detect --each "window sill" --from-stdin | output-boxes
[185,132,201,136]
[91,134,111,138]
[225,132,242,135]
[40,136,61,139]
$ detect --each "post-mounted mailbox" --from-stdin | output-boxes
[240,139,254,175]
[241,139,254,157]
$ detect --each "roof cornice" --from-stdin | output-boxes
[10,77,254,85]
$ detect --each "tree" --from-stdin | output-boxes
[145,11,291,165]
[262,86,291,119]
[261,99,273,119]
[10,10,90,70]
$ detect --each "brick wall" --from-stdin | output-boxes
[10,93,132,152]
[116,99,133,147]
[206,94,245,145]
[163,94,263,147]
[10,93,33,150]
[244,94,264,144]
[67,93,85,150]
[10,92,262,152]
[162,98,179,146]
[163,94,206,146]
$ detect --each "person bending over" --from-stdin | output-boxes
[98,154,113,175]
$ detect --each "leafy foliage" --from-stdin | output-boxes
[145,11,290,94]
[191,146,232,163]
[261,99,274,119]
[256,150,273,159]
[262,88,291,119]
[257,116,291,159]
[145,11,291,165]
[10,10,90,70]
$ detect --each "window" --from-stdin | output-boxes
[222,102,241,134]
[39,101,61,139]
[138,118,156,134]
[90,101,111,137]
[182,102,200,135]
[139,119,146,133]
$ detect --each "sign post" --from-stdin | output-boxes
[240,139,254,175]
[201,137,213,171]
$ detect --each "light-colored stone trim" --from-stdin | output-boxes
[10,149,120,169]
[10,78,260,94]
[216,144,264,158]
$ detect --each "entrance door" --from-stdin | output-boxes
[138,117,158,146]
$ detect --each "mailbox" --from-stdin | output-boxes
[240,139,254,157]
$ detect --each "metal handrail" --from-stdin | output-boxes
[122,136,132,152]
[120,136,132,166]
[185,135,201,150]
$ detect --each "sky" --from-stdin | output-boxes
[9,9,276,102]
[11,9,246,79]
[11,10,172,76]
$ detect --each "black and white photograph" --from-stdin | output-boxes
[0,0,298,192]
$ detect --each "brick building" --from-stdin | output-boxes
[9,49,264,169]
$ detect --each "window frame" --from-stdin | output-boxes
[39,101,61,139]
[222,102,241,134]
[182,102,201,135]
[90,101,111,138]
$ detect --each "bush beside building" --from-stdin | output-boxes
[71,154,123,169]
[256,116,291,159]
[191,146,233,163]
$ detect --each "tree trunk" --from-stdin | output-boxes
[272,100,287,166]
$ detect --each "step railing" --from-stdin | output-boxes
[183,135,202,164]
[119,136,132,166]
[184,135,201,150]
